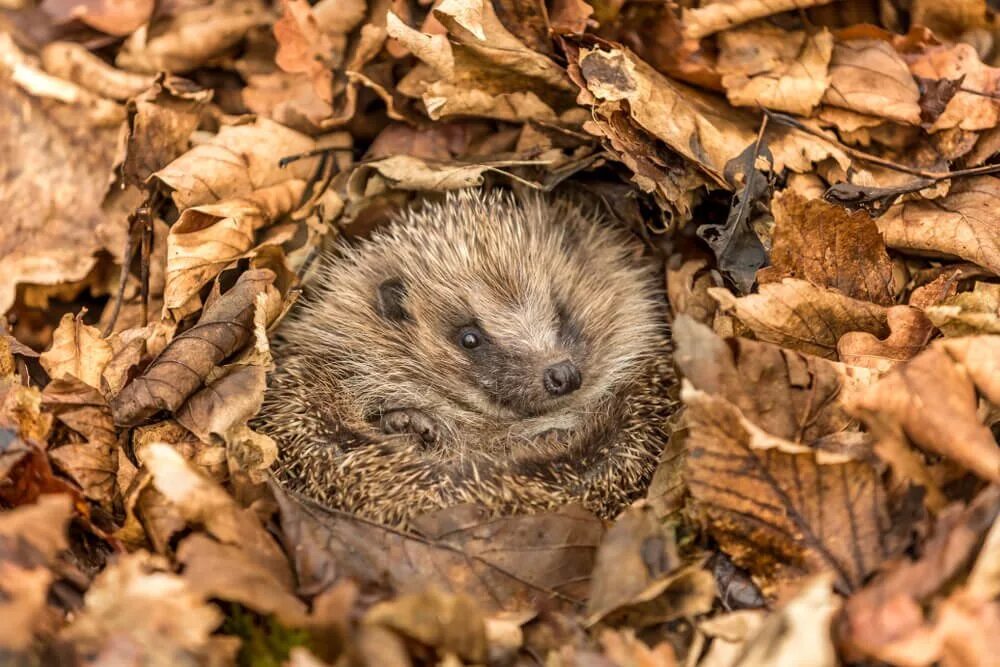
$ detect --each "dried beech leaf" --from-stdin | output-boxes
[0,494,73,652]
[823,40,921,125]
[41,0,154,36]
[877,176,1000,276]
[116,0,270,73]
[111,269,278,426]
[907,43,1000,132]
[925,282,1000,336]
[681,0,837,40]
[849,343,1000,483]
[151,117,320,211]
[839,486,1000,665]
[683,386,890,594]
[718,26,833,116]
[274,0,335,103]
[0,37,120,314]
[59,551,229,664]
[674,318,890,594]
[710,279,889,359]
[761,191,895,305]
[587,504,714,628]
[837,306,935,373]
[363,590,487,663]
[277,489,604,612]
[39,314,113,390]
[164,180,304,310]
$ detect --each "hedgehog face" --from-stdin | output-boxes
[376,273,589,418]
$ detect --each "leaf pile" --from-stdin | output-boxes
[3,0,1000,665]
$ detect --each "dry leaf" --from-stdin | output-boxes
[0,37,119,314]
[837,306,935,373]
[718,25,833,116]
[41,42,155,101]
[907,43,1000,132]
[849,343,1000,483]
[116,0,270,73]
[39,314,113,390]
[710,279,889,359]
[925,282,1000,336]
[274,0,335,103]
[681,0,837,40]
[760,191,895,305]
[41,0,154,36]
[0,494,73,652]
[277,490,604,612]
[364,590,487,663]
[586,504,714,628]
[823,39,921,125]
[877,176,1000,276]
[112,269,279,426]
[60,551,231,665]
[599,628,677,667]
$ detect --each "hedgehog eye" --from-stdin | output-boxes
[458,326,483,350]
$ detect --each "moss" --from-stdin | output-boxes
[221,604,314,667]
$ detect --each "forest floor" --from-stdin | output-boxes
[2,0,1000,665]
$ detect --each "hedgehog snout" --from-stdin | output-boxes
[543,360,582,397]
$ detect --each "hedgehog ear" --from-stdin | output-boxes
[376,277,410,322]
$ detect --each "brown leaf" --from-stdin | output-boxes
[41,42,155,101]
[710,279,889,359]
[0,494,73,652]
[115,0,270,73]
[549,0,593,35]
[586,504,714,628]
[598,628,677,667]
[760,191,895,305]
[0,36,120,314]
[674,318,891,594]
[163,180,304,310]
[877,176,1000,276]
[387,0,576,122]
[276,489,604,612]
[111,269,278,426]
[939,336,1000,410]
[274,0,335,103]
[925,282,1000,336]
[59,551,229,665]
[176,365,268,444]
[363,589,487,663]
[718,25,833,116]
[681,0,838,40]
[907,43,1000,131]
[837,306,935,373]
[123,74,212,188]
[823,39,921,125]
[39,314,112,391]
[177,533,308,625]
[838,486,1000,665]
[41,0,154,36]
[849,343,1000,484]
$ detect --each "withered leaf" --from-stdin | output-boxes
[849,342,1000,484]
[41,42,156,102]
[907,42,1000,131]
[39,314,112,391]
[586,505,714,628]
[760,190,895,305]
[925,282,1000,336]
[111,269,278,426]
[823,39,921,125]
[675,318,890,594]
[710,279,889,359]
[0,494,73,652]
[363,590,487,664]
[877,176,1000,276]
[681,0,837,40]
[276,489,604,612]
[274,0,335,103]
[837,306,934,373]
[59,551,229,665]
[41,0,154,36]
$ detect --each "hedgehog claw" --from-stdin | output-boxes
[381,409,438,445]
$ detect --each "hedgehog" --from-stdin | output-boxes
[258,188,676,526]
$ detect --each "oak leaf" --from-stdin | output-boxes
[39,314,113,391]
[837,306,935,373]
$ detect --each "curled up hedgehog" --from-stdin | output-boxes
[257,189,676,526]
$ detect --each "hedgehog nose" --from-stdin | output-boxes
[543,360,581,397]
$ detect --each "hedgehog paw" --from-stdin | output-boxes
[381,408,438,445]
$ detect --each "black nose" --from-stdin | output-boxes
[543,360,581,397]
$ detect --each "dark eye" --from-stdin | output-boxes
[458,326,483,350]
